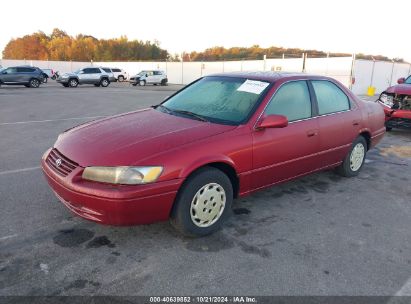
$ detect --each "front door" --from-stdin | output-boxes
[252,80,321,190]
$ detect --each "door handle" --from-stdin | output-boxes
[307,130,318,137]
[353,120,360,126]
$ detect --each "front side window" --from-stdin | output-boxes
[405,76,411,84]
[312,80,350,115]
[161,76,270,125]
[264,81,312,122]
[4,68,17,74]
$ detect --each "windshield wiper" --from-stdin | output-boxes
[153,105,208,122]
[171,109,209,122]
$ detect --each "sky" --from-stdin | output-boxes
[1,0,410,61]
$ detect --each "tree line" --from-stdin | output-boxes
[2,29,169,61]
[2,29,404,63]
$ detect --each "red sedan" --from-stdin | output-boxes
[42,72,385,236]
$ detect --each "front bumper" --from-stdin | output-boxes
[56,78,69,84]
[386,117,411,129]
[41,149,183,225]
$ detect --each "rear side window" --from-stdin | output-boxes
[112,68,121,72]
[17,67,35,73]
[312,81,350,115]
[102,68,111,73]
[264,81,312,122]
[154,71,163,75]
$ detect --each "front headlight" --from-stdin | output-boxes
[82,166,163,185]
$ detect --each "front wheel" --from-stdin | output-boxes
[336,136,367,177]
[68,78,78,88]
[29,78,40,88]
[170,167,233,237]
[100,78,110,87]
[139,80,146,86]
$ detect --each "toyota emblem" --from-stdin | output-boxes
[55,158,62,167]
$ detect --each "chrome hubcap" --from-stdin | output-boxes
[140,80,145,86]
[350,143,365,171]
[70,80,77,86]
[190,183,226,227]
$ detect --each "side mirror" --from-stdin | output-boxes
[256,114,288,129]
[397,77,405,84]
[145,74,148,77]
[79,71,84,74]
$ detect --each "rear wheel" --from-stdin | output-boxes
[118,75,124,82]
[161,79,168,86]
[100,78,110,87]
[29,78,40,88]
[139,80,146,86]
[170,167,233,237]
[69,78,78,88]
[336,136,367,177]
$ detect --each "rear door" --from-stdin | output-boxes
[311,80,361,166]
[17,67,36,83]
[252,80,321,189]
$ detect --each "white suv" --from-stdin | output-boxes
[129,70,168,86]
[110,68,128,82]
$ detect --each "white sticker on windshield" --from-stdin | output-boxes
[237,79,269,95]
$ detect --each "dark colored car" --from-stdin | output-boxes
[378,76,411,130]
[0,66,45,88]
[42,72,385,236]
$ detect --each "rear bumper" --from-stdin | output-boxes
[41,150,183,225]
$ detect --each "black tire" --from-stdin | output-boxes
[94,83,100,87]
[161,79,168,86]
[43,77,48,83]
[386,126,392,131]
[336,136,367,177]
[132,83,137,86]
[24,84,30,88]
[100,78,110,87]
[170,167,233,237]
[62,84,69,87]
[68,78,78,88]
[29,78,40,88]
[139,80,146,86]
[118,75,124,82]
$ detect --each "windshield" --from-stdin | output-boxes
[73,69,81,74]
[160,76,271,125]
[137,71,147,76]
[405,76,411,84]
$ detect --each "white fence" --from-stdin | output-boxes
[1,57,410,95]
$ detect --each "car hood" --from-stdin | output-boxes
[385,84,411,95]
[55,108,236,167]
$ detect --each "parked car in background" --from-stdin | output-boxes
[111,68,128,82]
[129,70,168,86]
[101,67,117,82]
[0,66,45,88]
[57,67,110,88]
[42,72,385,236]
[378,75,411,131]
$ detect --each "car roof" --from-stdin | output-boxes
[208,71,332,82]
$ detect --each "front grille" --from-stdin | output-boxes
[46,149,78,177]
